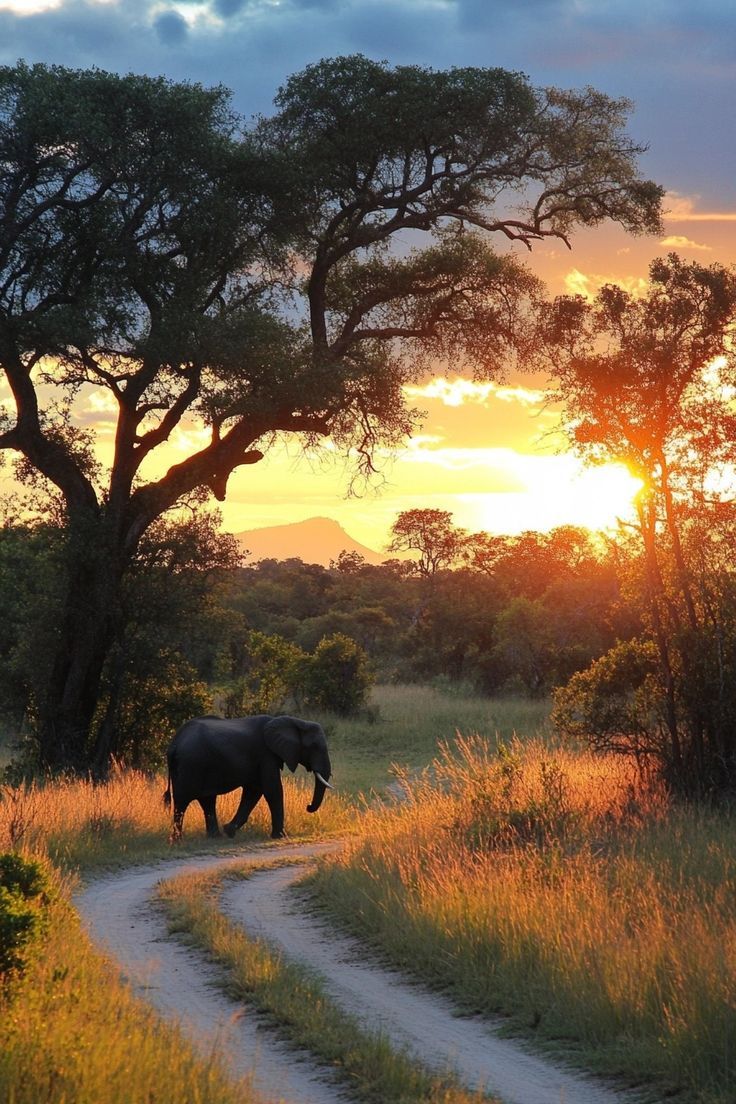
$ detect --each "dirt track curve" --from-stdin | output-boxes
[77,841,644,1104]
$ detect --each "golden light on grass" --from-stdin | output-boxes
[0,767,352,868]
[313,735,736,1101]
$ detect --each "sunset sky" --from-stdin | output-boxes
[1,0,735,552]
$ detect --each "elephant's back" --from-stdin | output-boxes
[169,715,273,764]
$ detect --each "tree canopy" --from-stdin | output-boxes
[547,255,736,793]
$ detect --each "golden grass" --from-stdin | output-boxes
[157,863,492,1104]
[311,736,736,1104]
[0,767,353,870]
[0,864,255,1104]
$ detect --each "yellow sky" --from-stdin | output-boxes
[2,192,736,553]
[213,195,736,550]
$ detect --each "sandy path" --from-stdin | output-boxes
[76,842,351,1104]
[77,842,643,1104]
[222,861,639,1104]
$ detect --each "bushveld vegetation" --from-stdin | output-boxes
[1,47,736,1104]
[0,56,660,776]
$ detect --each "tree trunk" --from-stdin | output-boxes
[38,521,126,775]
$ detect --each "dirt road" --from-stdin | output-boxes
[77,841,642,1104]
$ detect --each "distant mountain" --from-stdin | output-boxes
[233,516,385,567]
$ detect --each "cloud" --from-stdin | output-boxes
[404,377,545,409]
[154,8,188,43]
[664,192,736,223]
[404,378,495,407]
[213,0,247,15]
[659,234,712,252]
[564,269,649,300]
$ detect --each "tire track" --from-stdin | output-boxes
[76,843,350,1104]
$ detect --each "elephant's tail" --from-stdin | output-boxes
[163,764,172,808]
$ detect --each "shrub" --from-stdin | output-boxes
[222,631,307,716]
[299,633,373,716]
[0,852,50,981]
[552,638,665,762]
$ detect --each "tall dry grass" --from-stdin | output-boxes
[312,735,736,1103]
[0,767,352,870]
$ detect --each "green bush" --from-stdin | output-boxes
[0,853,50,980]
[552,637,664,760]
[299,633,373,716]
[222,630,307,716]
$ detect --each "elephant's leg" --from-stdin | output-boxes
[223,787,262,839]
[170,798,189,844]
[198,795,221,838]
[263,777,286,839]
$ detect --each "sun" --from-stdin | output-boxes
[466,455,643,536]
[553,462,643,532]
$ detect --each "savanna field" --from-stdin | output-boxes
[1,686,735,1104]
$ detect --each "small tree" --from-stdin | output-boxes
[552,639,664,764]
[223,631,307,717]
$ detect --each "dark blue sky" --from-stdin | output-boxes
[1,0,734,209]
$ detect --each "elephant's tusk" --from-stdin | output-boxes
[315,772,333,789]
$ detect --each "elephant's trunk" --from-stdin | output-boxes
[306,754,332,813]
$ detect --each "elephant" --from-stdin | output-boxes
[163,714,332,842]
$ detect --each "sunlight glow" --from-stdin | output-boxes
[0,0,61,10]
[467,457,643,535]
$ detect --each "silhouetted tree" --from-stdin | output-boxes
[547,255,736,793]
[387,509,469,578]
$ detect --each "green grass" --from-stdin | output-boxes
[316,685,551,796]
[157,861,493,1104]
[309,735,736,1104]
[0,865,257,1104]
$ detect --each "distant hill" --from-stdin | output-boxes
[233,517,385,567]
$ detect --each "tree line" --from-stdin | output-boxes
[0,507,626,770]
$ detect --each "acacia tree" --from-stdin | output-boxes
[545,254,736,792]
[0,57,662,772]
[387,509,469,578]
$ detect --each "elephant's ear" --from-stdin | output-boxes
[263,716,301,773]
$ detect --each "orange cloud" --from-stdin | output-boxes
[564,268,649,299]
[665,192,736,222]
